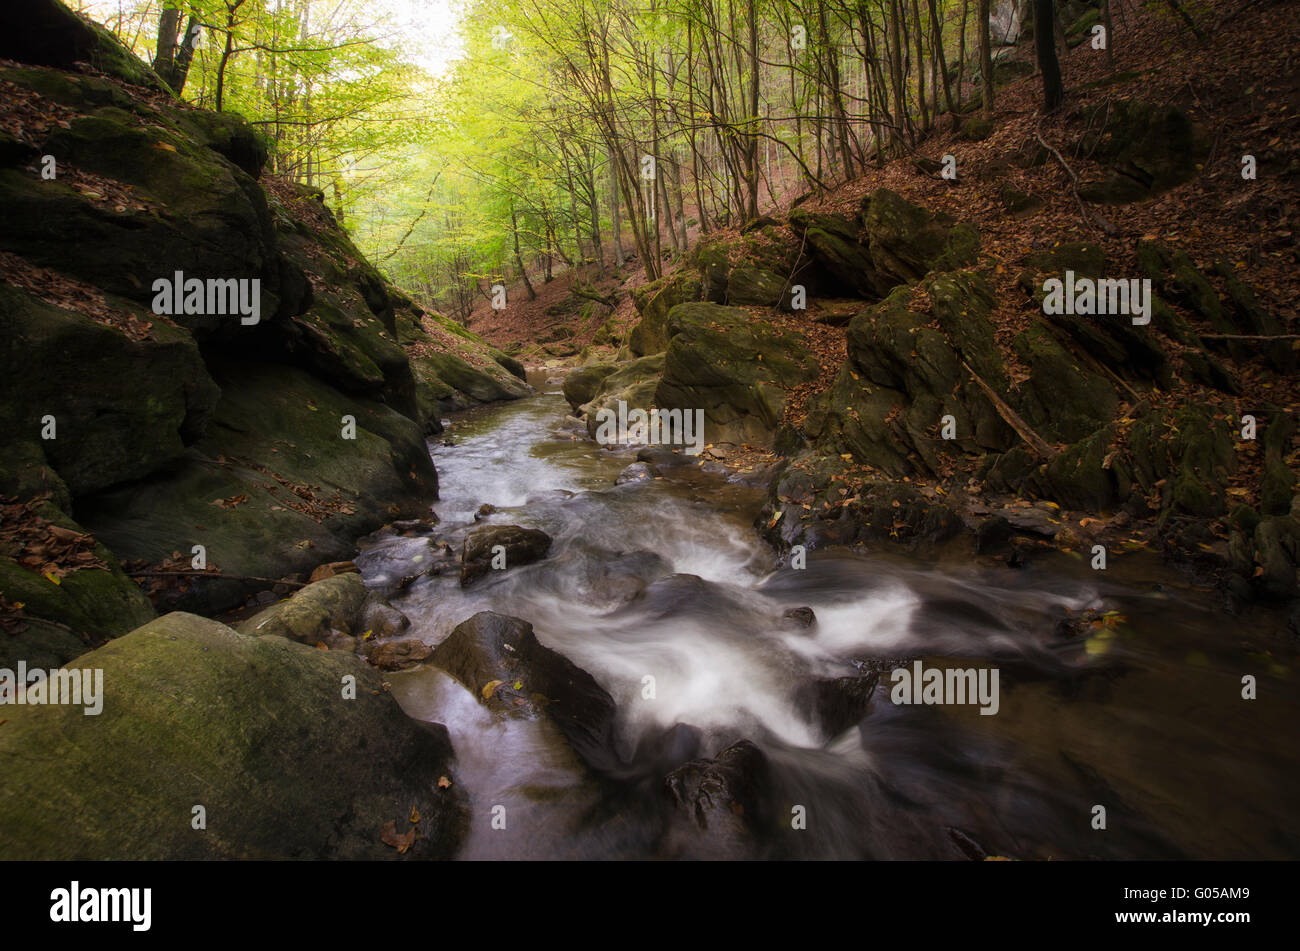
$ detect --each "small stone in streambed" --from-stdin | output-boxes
[616,462,660,485]
[309,560,359,583]
[975,516,1014,555]
[475,503,498,520]
[363,601,410,639]
[782,606,817,630]
[460,525,552,586]
[795,671,880,738]
[636,446,690,468]
[323,632,357,653]
[368,637,433,671]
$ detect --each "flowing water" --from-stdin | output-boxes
[356,374,1300,860]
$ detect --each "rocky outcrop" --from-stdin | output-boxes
[0,24,524,652]
[0,612,467,859]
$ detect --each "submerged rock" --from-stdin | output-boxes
[616,461,660,485]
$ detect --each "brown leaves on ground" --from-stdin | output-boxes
[0,251,158,342]
[0,496,109,586]
[124,549,221,599]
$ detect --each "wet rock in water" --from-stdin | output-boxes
[363,600,410,639]
[430,612,617,771]
[460,525,552,586]
[0,612,467,859]
[975,515,1015,554]
[474,503,498,521]
[616,462,660,485]
[238,573,370,644]
[391,516,438,535]
[309,560,359,583]
[368,636,433,671]
[661,740,771,859]
[629,723,705,778]
[636,446,690,468]
[782,606,817,630]
[795,671,880,738]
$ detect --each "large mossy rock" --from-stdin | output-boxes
[430,611,617,771]
[562,363,617,411]
[76,362,437,615]
[581,353,667,440]
[1078,100,1212,204]
[0,1,171,92]
[862,188,980,288]
[1010,323,1118,443]
[787,207,884,298]
[0,612,467,859]
[813,273,1014,475]
[0,285,220,497]
[629,270,703,355]
[656,302,819,447]
[0,108,293,336]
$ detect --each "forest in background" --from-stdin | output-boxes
[72,0,1137,323]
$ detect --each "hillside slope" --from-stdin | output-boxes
[0,3,527,666]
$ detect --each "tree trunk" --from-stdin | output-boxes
[1035,0,1064,111]
[977,0,995,115]
[151,7,181,86]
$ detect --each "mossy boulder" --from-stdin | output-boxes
[0,285,220,496]
[238,573,371,644]
[656,303,819,446]
[0,502,155,669]
[862,188,980,288]
[581,353,667,440]
[630,270,703,355]
[1010,323,1118,443]
[76,362,437,615]
[0,0,172,93]
[563,363,618,411]
[787,207,884,298]
[1078,100,1211,204]
[0,612,467,859]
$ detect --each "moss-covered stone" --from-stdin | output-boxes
[656,303,819,446]
[0,611,467,859]
[1010,323,1118,443]
[1077,100,1211,204]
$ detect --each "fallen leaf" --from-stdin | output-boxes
[437,776,452,789]
[481,679,505,699]
[380,820,417,854]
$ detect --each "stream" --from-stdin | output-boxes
[355,373,1299,860]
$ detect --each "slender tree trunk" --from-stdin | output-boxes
[977,0,995,114]
[1035,0,1064,111]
